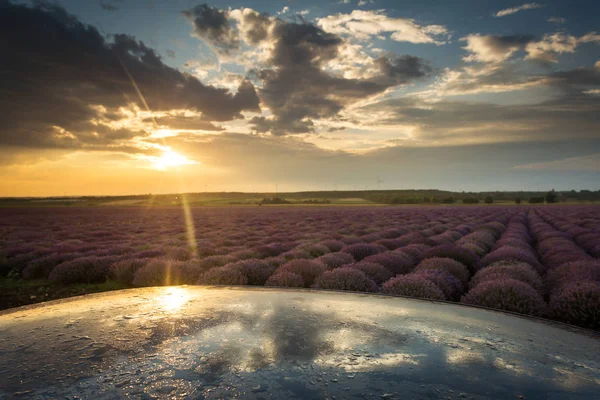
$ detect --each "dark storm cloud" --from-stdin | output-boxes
[181,4,240,54]
[374,55,432,84]
[182,4,431,136]
[0,0,259,149]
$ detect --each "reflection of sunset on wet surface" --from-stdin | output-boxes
[1,287,599,399]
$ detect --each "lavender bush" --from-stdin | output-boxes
[414,257,470,284]
[276,259,327,287]
[549,282,600,329]
[349,262,394,284]
[312,267,377,292]
[461,279,546,316]
[265,271,304,287]
[381,275,446,300]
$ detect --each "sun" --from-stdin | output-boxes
[152,149,195,170]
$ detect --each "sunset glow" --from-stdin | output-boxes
[0,0,598,195]
[151,150,196,170]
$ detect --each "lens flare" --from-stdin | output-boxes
[152,149,195,170]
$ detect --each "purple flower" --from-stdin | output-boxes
[471,263,544,294]
[197,266,248,286]
[362,252,415,275]
[317,252,355,269]
[374,238,408,250]
[49,256,118,284]
[132,258,184,287]
[415,257,470,284]
[276,260,327,287]
[395,244,430,263]
[318,239,346,252]
[461,278,546,316]
[297,243,331,258]
[265,271,304,288]
[349,262,394,284]
[545,260,600,294]
[421,245,480,273]
[312,267,377,292]
[226,259,277,285]
[341,243,387,261]
[413,269,464,300]
[110,258,149,285]
[381,275,445,300]
[549,282,600,330]
[479,246,542,272]
[22,252,81,280]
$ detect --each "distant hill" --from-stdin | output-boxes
[1,189,599,207]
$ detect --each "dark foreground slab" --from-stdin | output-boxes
[0,287,599,399]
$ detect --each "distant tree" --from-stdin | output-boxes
[261,197,291,205]
[529,197,545,204]
[515,197,522,204]
[463,198,479,204]
[484,196,494,204]
[545,189,558,204]
[423,197,431,203]
[442,197,455,204]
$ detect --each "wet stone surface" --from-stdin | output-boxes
[0,286,599,399]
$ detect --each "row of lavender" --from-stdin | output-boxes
[0,206,599,329]
[457,207,600,329]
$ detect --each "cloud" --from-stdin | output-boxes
[99,1,118,11]
[514,154,600,171]
[162,131,600,192]
[316,10,448,45]
[525,32,600,64]
[525,33,577,63]
[419,63,546,97]
[462,31,599,65]
[462,34,535,63]
[182,4,431,136]
[494,3,544,18]
[0,1,260,150]
[148,116,224,131]
[547,17,566,24]
[351,91,600,145]
[181,4,240,54]
[579,32,600,44]
[373,55,431,84]
[249,21,429,135]
[546,65,600,90]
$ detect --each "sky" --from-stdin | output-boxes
[0,0,599,196]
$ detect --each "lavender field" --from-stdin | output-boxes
[1,206,600,330]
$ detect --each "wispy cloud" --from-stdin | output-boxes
[494,3,544,18]
[514,154,600,171]
[317,10,449,45]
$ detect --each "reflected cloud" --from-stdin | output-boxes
[1,288,599,398]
